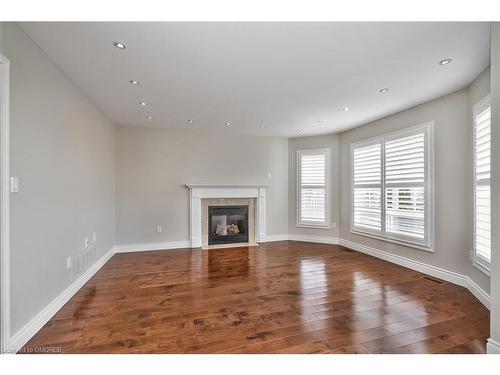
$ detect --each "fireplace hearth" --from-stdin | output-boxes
[208,205,249,245]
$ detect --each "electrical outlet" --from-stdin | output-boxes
[157,225,162,233]
[267,172,272,179]
[10,177,19,193]
[84,238,89,248]
[66,256,72,269]
[92,232,97,242]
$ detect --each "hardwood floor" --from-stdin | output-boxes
[21,241,489,354]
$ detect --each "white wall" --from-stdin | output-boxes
[1,23,116,335]
[288,134,340,238]
[115,126,289,245]
[338,74,490,293]
[488,23,500,353]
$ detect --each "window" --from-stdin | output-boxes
[351,123,434,250]
[473,95,491,273]
[297,148,331,228]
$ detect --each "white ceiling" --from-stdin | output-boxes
[20,22,490,138]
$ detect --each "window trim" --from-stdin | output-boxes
[350,122,435,252]
[472,94,491,275]
[296,148,331,229]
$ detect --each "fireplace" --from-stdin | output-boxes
[208,205,249,245]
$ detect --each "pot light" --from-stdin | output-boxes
[380,88,389,93]
[129,80,140,85]
[225,122,231,127]
[146,115,152,120]
[343,107,349,112]
[139,101,147,106]
[113,41,127,49]
[439,58,453,66]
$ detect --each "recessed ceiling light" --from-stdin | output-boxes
[438,58,453,66]
[380,88,389,93]
[139,101,147,106]
[130,80,140,85]
[343,107,349,112]
[225,122,231,127]
[113,41,127,49]
[146,115,152,120]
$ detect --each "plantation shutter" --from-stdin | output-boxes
[352,142,382,232]
[351,123,433,249]
[298,149,330,227]
[384,132,426,239]
[474,98,491,264]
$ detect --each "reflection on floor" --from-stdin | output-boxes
[21,241,489,353]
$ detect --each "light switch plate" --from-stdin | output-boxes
[10,177,19,193]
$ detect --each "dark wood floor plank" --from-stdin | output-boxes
[21,241,489,354]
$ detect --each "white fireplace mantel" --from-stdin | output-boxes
[186,184,268,248]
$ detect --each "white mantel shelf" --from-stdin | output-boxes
[186,184,267,248]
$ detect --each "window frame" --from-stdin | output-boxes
[472,94,491,275]
[350,122,435,252]
[296,148,332,229]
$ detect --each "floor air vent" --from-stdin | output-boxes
[421,276,446,285]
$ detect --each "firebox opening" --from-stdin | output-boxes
[208,205,249,245]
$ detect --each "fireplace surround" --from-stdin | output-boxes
[185,184,267,248]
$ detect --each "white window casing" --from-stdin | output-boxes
[473,94,491,275]
[297,148,331,229]
[350,122,434,251]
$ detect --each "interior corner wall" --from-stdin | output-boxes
[115,126,289,245]
[489,22,500,349]
[288,134,340,238]
[1,23,116,335]
[338,79,490,294]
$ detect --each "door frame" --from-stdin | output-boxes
[0,52,11,353]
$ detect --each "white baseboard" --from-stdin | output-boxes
[260,234,290,242]
[8,247,115,352]
[260,234,339,245]
[339,238,491,309]
[487,338,500,354]
[288,234,339,245]
[466,277,491,310]
[113,240,191,253]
